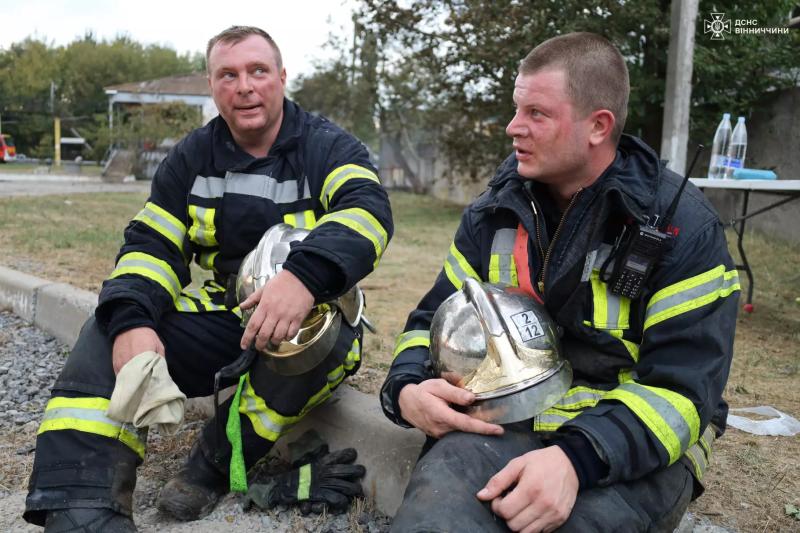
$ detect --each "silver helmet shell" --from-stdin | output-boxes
[430,278,571,424]
[235,223,366,375]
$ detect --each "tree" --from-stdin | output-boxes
[290,23,380,151]
[352,0,799,180]
[0,34,202,159]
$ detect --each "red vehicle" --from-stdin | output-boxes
[0,134,16,162]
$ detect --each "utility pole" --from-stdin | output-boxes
[660,0,699,176]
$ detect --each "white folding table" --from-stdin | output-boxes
[689,178,800,311]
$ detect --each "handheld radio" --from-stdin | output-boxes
[601,146,704,299]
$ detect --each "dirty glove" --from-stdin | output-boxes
[244,447,366,515]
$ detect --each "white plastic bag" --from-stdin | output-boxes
[726,406,800,437]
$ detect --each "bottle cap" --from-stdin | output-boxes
[737,116,745,122]
[723,113,731,119]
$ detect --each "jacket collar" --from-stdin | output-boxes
[211,98,305,172]
[485,134,662,221]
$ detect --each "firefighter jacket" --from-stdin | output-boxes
[381,135,739,488]
[96,99,393,338]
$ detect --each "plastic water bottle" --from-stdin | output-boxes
[724,117,747,179]
[707,113,732,179]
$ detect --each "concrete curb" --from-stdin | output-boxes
[0,266,423,516]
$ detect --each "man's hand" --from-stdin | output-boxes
[397,379,504,438]
[477,446,579,533]
[112,327,165,375]
[239,269,314,351]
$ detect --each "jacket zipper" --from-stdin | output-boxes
[539,190,582,295]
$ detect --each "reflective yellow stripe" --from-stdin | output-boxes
[317,207,388,267]
[110,252,181,300]
[554,386,605,410]
[133,201,186,253]
[533,407,580,431]
[488,229,518,286]
[590,270,630,330]
[393,330,430,358]
[609,329,640,362]
[297,463,312,500]
[240,354,354,442]
[604,382,700,464]
[443,241,480,290]
[197,250,219,271]
[320,164,380,209]
[345,338,361,371]
[684,425,716,479]
[645,265,740,330]
[188,205,218,246]
[177,287,226,311]
[38,397,146,459]
[283,210,317,229]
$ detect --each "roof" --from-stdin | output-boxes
[105,73,210,97]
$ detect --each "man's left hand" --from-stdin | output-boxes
[476,446,579,533]
[239,269,314,351]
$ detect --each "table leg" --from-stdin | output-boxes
[735,191,754,310]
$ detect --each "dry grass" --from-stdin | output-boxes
[0,190,798,530]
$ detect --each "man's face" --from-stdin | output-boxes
[506,70,592,184]
[207,35,286,142]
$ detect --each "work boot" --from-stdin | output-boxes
[156,440,228,521]
[44,508,137,532]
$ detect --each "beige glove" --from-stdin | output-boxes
[106,351,186,435]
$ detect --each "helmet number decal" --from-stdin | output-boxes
[510,311,545,342]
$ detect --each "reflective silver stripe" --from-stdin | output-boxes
[445,248,473,286]
[134,202,186,252]
[491,228,516,285]
[617,383,692,452]
[190,173,312,204]
[491,228,516,254]
[226,172,311,203]
[646,272,740,321]
[190,175,226,198]
[113,255,181,298]
[321,210,387,252]
[556,389,604,409]
[241,388,283,437]
[321,165,379,208]
[328,365,345,384]
[43,407,122,425]
[606,290,623,328]
[684,442,708,478]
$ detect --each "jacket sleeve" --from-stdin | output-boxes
[283,133,393,302]
[564,217,739,484]
[95,147,193,338]
[380,207,483,426]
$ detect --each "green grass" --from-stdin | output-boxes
[0,162,103,176]
[0,188,798,530]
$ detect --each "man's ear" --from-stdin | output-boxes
[588,110,616,146]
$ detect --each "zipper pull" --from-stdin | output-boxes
[538,280,545,294]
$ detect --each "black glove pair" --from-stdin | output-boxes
[244,444,366,515]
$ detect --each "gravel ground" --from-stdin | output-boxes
[0,310,735,533]
[0,310,390,532]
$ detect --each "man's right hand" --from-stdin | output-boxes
[112,327,165,375]
[397,379,504,438]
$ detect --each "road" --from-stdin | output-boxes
[0,173,150,197]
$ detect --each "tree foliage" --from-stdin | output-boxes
[0,34,203,159]
[295,0,799,180]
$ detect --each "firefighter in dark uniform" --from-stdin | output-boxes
[24,26,393,531]
[382,33,739,532]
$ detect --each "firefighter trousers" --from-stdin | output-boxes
[23,310,361,526]
[391,426,694,533]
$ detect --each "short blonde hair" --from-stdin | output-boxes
[520,32,629,143]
